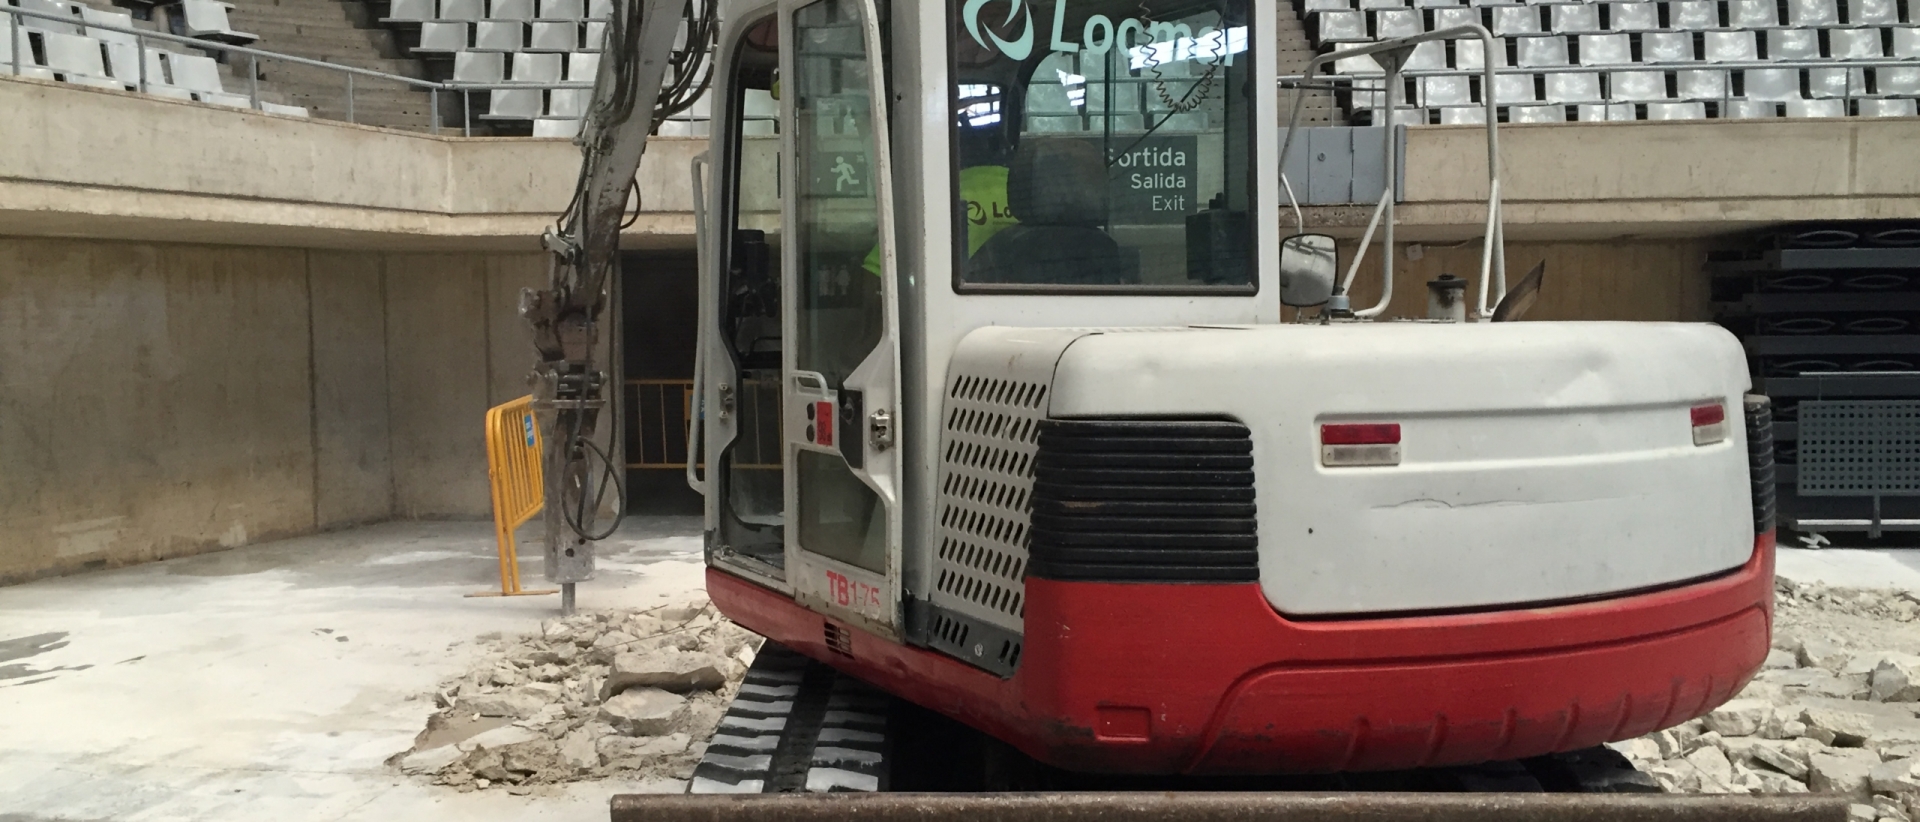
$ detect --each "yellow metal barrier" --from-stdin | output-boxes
[469,395,558,598]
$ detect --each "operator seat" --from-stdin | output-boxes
[969,139,1130,286]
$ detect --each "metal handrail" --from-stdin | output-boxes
[0,3,724,135]
[1282,54,1920,81]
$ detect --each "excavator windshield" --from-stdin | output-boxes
[949,0,1256,291]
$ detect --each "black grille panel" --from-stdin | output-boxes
[1746,395,1777,536]
[1029,419,1258,582]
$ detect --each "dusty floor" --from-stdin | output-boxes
[5,527,1920,820]
[0,518,706,822]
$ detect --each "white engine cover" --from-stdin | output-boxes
[1044,321,1756,616]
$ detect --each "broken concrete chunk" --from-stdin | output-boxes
[1649,762,1704,793]
[599,732,692,761]
[499,738,560,776]
[1763,668,1874,700]
[464,690,547,719]
[458,725,541,753]
[1853,804,1883,822]
[1874,655,1920,703]
[1810,749,1882,797]
[1802,638,1855,673]
[1765,649,1801,670]
[1609,737,1661,763]
[1705,698,1774,737]
[556,727,602,772]
[1878,796,1914,822]
[597,687,689,736]
[602,649,731,699]
[1870,757,1920,800]
[1686,745,1737,787]
[1753,769,1810,794]
[1749,741,1810,779]
[400,745,463,774]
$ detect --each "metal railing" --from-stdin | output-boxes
[0,3,656,135]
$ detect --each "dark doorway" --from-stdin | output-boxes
[620,250,704,515]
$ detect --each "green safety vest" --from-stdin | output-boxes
[864,165,1016,275]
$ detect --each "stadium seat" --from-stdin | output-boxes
[1577,102,1636,120]
[163,52,225,93]
[1492,6,1541,34]
[40,31,124,89]
[1858,97,1918,115]
[1440,105,1487,122]
[1809,66,1867,97]
[474,20,523,50]
[1743,68,1803,101]
[1315,10,1369,40]
[1788,0,1839,26]
[1546,71,1604,102]
[1895,28,1920,58]
[454,50,504,82]
[1647,101,1707,118]
[1580,33,1631,64]
[1643,31,1696,61]
[198,91,252,108]
[1405,40,1445,69]
[1610,70,1666,99]
[1668,0,1717,29]
[533,117,581,137]
[1493,72,1539,102]
[383,0,434,22]
[1607,3,1659,30]
[584,19,605,48]
[1728,0,1779,26]
[1848,0,1899,24]
[1507,103,1567,121]
[1454,37,1505,68]
[488,88,543,117]
[490,0,534,19]
[1431,7,1477,28]
[1829,27,1884,59]
[416,21,467,50]
[1677,68,1729,98]
[546,87,589,116]
[587,0,610,18]
[1704,31,1759,62]
[1374,9,1422,37]
[18,0,84,35]
[566,51,599,81]
[537,0,583,17]
[1360,0,1405,9]
[1517,34,1570,65]
[440,0,485,20]
[1722,99,1780,116]
[1552,4,1601,32]
[528,20,577,49]
[1766,29,1820,60]
[1418,75,1473,105]
[1787,97,1848,116]
[511,51,562,82]
[175,0,255,45]
[1877,66,1920,94]
[258,101,309,116]
[1306,0,1351,10]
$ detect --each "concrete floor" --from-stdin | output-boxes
[1778,545,1920,594]
[0,518,708,822]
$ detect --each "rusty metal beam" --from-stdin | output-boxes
[611,792,1846,822]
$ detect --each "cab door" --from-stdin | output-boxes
[779,0,904,637]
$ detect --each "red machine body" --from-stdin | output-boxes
[709,533,1773,774]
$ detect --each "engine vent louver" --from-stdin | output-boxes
[1029,419,1259,583]
[1746,395,1777,537]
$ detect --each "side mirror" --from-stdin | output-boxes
[1279,233,1337,307]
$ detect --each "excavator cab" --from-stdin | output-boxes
[682,0,1781,790]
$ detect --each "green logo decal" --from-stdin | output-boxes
[962,0,1034,60]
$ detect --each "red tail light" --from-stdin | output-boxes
[1692,403,1727,446]
[1321,423,1402,467]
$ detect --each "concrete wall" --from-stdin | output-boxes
[1339,239,1726,324]
[0,236,547,584]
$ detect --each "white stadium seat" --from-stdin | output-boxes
[1703,31,1758,62]
[439,0,485,20]
[1858,97,1918,116]
[533,117,582,137]
[1577,102,1635,120]
[546,87,589,116]
[1677,68,1729,98]
[1723,99,1780,117]
[416,20,467,50]
[566,51,599,81]
[1668,0,1717,28]
[1766,29,1819,61]
[1647,101,1707,119]
[1545,71,1604,102]
[1728,0,1779,26]
[1439,105,1486,123]
[1550,4,1600,32]
[1609,70,1666,100]
[1492,6,1541,34]
[1787,0,1839,25]
[177,0,256,45]
[511,51,562,82]
[454,50,505,82]
[1743,68,1802,102]
[537,0,583,17]
[528,19,578,49]
[473,20,523,49]
[1374,9,1423,37]
[1786,98,1847,117]
[490,0,535,19]
[384,0,434,21]
[1829,28,1883,59]
[1808,66,1867,97]
[1517,35,1570,66]
[1579,33,1631,65]
[1849,0,1899,23]
[1607,3,1659,30]
[488,88,543,117]
[1507,103,1566,121]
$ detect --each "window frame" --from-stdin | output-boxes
[944,0,1262,297]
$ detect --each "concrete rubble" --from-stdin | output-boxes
[388,598,762,791]
[1610,578,1920,820]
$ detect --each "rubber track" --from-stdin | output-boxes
[689,642,889,794]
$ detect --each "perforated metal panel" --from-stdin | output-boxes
[1797,400,1920,496]
[923,328,1089,675]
